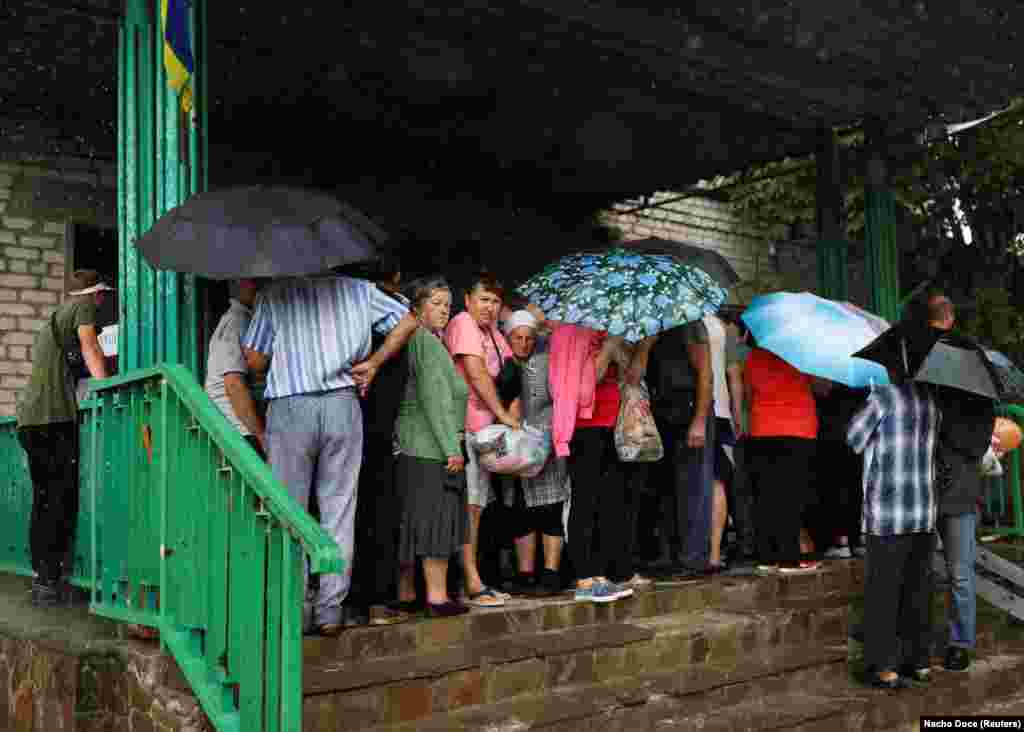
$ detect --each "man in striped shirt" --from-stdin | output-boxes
[847,381,940,688]
[243,274,416,636]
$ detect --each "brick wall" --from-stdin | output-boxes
[0,158,115,417]
[605,192,870,306]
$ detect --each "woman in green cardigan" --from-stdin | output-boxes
[394,276,472,618]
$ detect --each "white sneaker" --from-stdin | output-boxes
[823,545,852,559]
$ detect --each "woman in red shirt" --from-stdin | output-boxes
[743,343,819,573]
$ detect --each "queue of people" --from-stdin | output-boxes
[15,262,1001,688]
[200,264,875,634]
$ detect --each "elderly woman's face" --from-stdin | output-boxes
[417,289,452,332]
[508,326,536,360]
[465,286,502,328]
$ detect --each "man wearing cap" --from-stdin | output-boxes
[17,270,112,607]
[204,279,268,458]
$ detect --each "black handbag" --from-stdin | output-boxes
[487,329,521,406]
[50,311,91,380]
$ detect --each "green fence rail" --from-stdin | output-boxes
[0,403,98,585]
[985,404,1024,539]
[83,364,342,731]
[0,365,342,731]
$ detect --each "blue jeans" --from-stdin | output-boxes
[937,512,977,649]
[266,389,363,627]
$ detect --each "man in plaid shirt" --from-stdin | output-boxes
[847,381,940,688]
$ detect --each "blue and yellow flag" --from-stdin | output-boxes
[161,0,194,114]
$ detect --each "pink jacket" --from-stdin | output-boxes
[548,324,600,457]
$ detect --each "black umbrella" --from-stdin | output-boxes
[855,324,1002,400]
[593,237,740,288]
[134,185,387,279]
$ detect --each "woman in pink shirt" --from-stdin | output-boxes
[445,272,520,608]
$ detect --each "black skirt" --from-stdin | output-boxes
[395,453,468,563]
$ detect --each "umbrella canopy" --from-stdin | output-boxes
[856,325,1002,399]
[516,248,727,342]
[740,292,890,388]
[984,350,1024,403]
[915,342,1001,400]
[594,237,740,288]
[852,321,945,382]
[134,185,387,279]
[836,301,891,335]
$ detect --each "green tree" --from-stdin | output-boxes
[715,101,1024,307]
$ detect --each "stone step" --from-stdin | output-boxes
[301,602,850,731]
[303,561,861,668]
[365,641,1024,732]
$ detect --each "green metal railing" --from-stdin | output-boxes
[985,404,1024,538]
[0,403,98,584]
[82,364,342,731]
[0,416,32,577]
[0,366,342,731]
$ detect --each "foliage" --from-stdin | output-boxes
[962,287,1024,364]
[715,100,1024,311]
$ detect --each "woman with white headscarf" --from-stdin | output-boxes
[500,310,570,596]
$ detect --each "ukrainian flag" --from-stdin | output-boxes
[162,0,194,114]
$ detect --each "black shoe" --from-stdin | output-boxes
[899,665,932,684]
[945,646,971,672]
[533,569,563,597]
[502,573,536,596]
[340,605,369,628]
[389,599,425,615]
[60,580,91,608]
[31,580,60,608]
[867,671,909,690]
[426,600,470,618]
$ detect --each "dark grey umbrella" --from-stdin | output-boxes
[915,342,1001,400]
[134,186,386,279]
[594,237,740,287]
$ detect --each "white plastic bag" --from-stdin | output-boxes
[470,423,550,478]
[980,447,1004,477]
[614,381,664,462]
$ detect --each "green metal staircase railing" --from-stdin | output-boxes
[0,365,342,731]
[984,404,1024,538]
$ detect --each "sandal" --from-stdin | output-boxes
[465,587,506,607]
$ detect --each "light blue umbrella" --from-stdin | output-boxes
[741,292,891,388]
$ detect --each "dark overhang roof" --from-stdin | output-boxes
[2,0,1021,205]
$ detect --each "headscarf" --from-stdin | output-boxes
[502,310,537,335]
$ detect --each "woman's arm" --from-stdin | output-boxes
[462,354,520,429]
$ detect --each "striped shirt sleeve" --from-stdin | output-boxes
[242,293,275,355]
[368,284,409,335]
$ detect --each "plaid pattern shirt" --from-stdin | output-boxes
[846,383,941,536]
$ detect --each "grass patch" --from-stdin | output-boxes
[846,548,1024,681]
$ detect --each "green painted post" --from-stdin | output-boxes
[815,127,849,302]
[816,240,849,301]
[119,0,204,375]
[864,121,900,322]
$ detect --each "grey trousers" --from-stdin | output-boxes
[267,389,363,627]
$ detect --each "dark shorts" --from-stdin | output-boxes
[713,417,735,484]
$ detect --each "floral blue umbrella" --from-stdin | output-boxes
[516,248,727,342]
[742,291,891,388]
